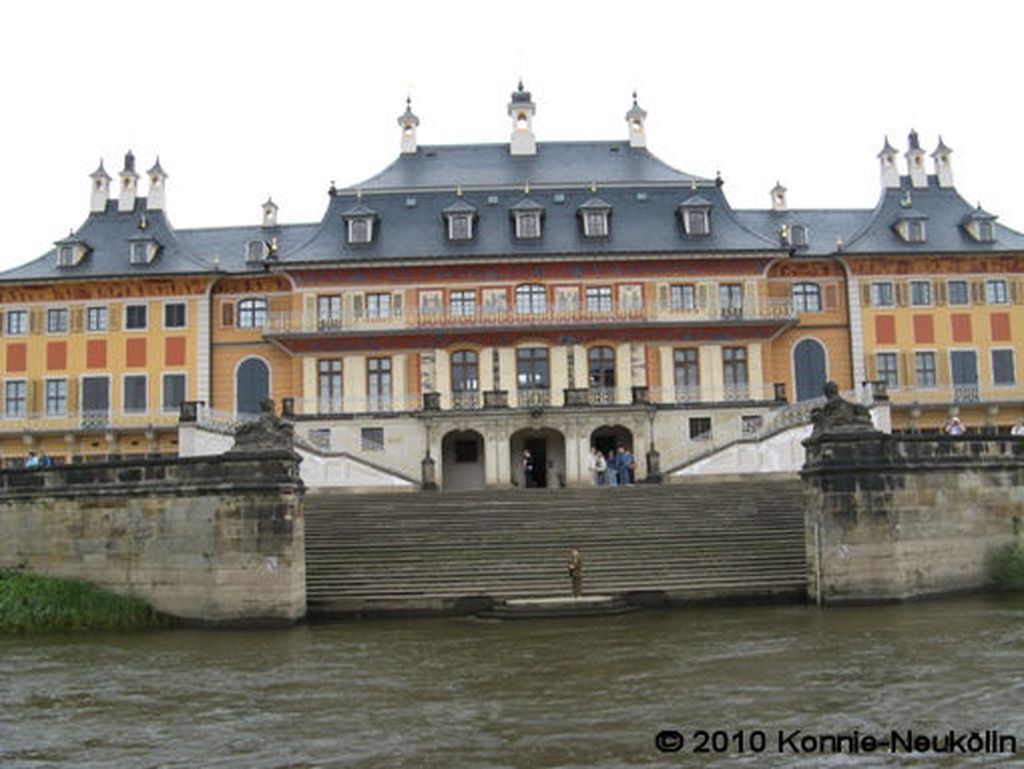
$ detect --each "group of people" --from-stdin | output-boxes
[942,417,1024,436]
[23,451,54,468]
[587,445,635,486]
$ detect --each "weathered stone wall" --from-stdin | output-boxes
[0,450,305,624]
[802,433,1024,604]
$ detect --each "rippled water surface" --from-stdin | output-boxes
[2,596,1023,768]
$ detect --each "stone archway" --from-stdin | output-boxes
[590,424,634,457]
[441,429,486,491]
[510,427,566,488]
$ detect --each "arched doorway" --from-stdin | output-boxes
[793,339,828,402]
[236,358,270,415]
[441,430,485,491]
[590,425,633,457]
[509,427,566,488]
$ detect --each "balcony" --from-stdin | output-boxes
[0,409,179,435]
[888,383,1024,408]
[516,389,551,408]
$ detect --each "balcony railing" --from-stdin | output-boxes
[516,388,551,408]
[262,297,796,335]
[886,383,1024,407]
[451,391,481,410]
[0,410,179,434]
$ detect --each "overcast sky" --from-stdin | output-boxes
[2,0,1022,271]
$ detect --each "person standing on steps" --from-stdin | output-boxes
[606,449,618,487]
[521,449,535,488]
[568,546,583,598]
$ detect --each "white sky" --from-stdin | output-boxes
[1,0,1022,271]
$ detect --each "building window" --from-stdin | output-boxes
[910,280,932,306]
[449,290,477,317]
[164,303,186,329]
[366,293,392,319]
[947,280,969,306]
[123,375,147,413]
[586,286,613,313]
[125,304,148,330]
[45,379,67,416]
[318,359,343,413]
[162,373,186,412]
[987,279,1009,305]
[4,381,26,418]
[791,283,822,313]
[5,310,28,336]
[876,352,899,388]
[57,245,76,267]
[515,284,547,315]
[977,220,995,242]
[723,347,748,399]
[790,224,808,247]
[246,240,269,262]
[130,241,150,264]
[237,298,267,329]
[516,347,549,390]
[588,346,615,392]
[347,217,374,244]
[871,282,894,307]
[447,213,474,241]
[689,417,712,441]
[684,208,710,236]
[993,349,1016,386]
[86,306,107,332]
[906,220,926,243]
[361,427,385,451]
[915,352,937,387]
[318,295,342,329]
[46,308,68,334]
[367,357,391,411]
[719,284,743,318]
[582,210,609,238]
[674,348,700,400]
[669,284,696,311]
[514,211,542,240]
[451,350,479,392]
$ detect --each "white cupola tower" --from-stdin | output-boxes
[625,92,647,149]
[261,197,278,228]
[877,136,899,189]
[771,181,788,212]
[508,80,537,156]
[398,97,420,154]
[89,160,111,213]
[932,136,954,188]
[905,129,928,189]
[146,157,168,210]
[118,150,139,212]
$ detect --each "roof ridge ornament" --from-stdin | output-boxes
[625,90,648,148]
[398,96,420,154]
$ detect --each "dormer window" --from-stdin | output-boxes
[894,212,928,243]
[129,238,159,265]
[907,221,926,242]
[342,202,378,245]
[443,200,477,242]
[578,198,611,238]
[790,224,808,247]
[963,206,997,243]
[54,237,88,268]
[512,198,544,240]
[246,239,269,262]
[679,194,712,237]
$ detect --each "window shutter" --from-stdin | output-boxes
[108,305,121,332]
[860,283,871,307]
[934,281,946,306]
[657,284,669,310]
[393,293,403,318]
[70,307,84,333]
[895,282,907,307]
[971,280,985,304]
[29,309,42,334]
[67,379,79,413]
[352,294,364,319]
[935,350,949,386]
[221,302,235,328]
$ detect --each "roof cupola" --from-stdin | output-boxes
[118,150,139,212]
[89,159,111,213]
[261,197,278,228]
[771,181,787,212]
[905,129,928,189]
[625,92,647,149]
[398,96,420,155]
[932,136,954,188]
[146,157,168,211]
[877,136,899,188]
[508,80,537,156]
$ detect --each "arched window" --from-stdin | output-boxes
[515,284,547,315]
[238,297,267,328]
[791,283,821,313]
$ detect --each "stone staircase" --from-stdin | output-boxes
[304,478,808,616]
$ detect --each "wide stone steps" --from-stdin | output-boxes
[303,479,807,614]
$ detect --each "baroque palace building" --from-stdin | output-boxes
[2,83,1023,488]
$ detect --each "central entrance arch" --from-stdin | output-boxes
[441,430,485,491]
[510,427,566,488]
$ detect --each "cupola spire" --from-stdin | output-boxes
[118,150,139,212]
[932,135,954,188]
[89,159,111,213]
[146,156,168,211]
[397,96,420,154]
[625,91,647,148]
[508,80,537,156]
[877,136,899,189]
[905,129,928,189]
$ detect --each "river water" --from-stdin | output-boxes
[1,595,1022,768]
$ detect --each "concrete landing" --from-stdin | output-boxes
[479,594,639,619]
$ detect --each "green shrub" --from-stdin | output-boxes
[989,542,1024,591]
[0,570,170,633]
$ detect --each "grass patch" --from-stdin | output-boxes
[989,542,1024,592]
[0,570,171,633]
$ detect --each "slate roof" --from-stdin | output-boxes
[734,208,873,256]
[355,141,706,190]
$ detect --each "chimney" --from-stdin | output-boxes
[932,136,954,188]
[905,129,928,189]
[877,137,899,189]
[118,150,139,212]
[89,160,111,213]
[146,157,168,210]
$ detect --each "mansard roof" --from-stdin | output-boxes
[355,141,706,190]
